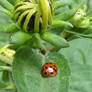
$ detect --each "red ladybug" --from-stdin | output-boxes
[41,62,58,77]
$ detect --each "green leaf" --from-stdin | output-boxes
[41,32,69,49]
[0,6,13,18]
[47,52,70,76]
[0,89,16,92]
[0,72,3,81]
[7,0,15,5]
[59,38,92,92]
[51,20,73,27]
[0,0,14,12]
[54,8,77,21]
[14,0,21,4]
[69,63,92,92]
[10,31,31,45]
[0,32,10,48]
[53,0,73,8]
[0,41,9,49]
[64,29,92,39]
[87,9,92,16]
[0,81,8,89]
[0,81,16,92]
[0,22,19,33]
[55,6,69,15]
[12,46,70,92]
[59,38,92,65]
[0,12,13,32]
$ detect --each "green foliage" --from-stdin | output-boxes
[10,31,31,45]
[0,0,92,92]
[0,0,14,12]
[41,32,69,49]
[59,38,92,65]
[69,63,92,92]
[0,89,16,92]
[12,46,70,92]
[53,8,77,21]
[0,12,12,32]
[0,32,9,48]
[59,38,92,92]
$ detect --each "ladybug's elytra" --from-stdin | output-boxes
[41,62,58,77]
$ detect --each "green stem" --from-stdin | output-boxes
[61,30,69,39]
[48,0,52,25]
[0,0,14,12]
[34,9,40,33]
[39,0,49,33]
[33,33,46,51]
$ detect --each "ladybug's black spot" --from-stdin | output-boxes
[55,69,57,72]
[44,72,47,75]
[51,72,53,74]
[45,66,48,69]
[53,68,57,72]
[53,68,55,70]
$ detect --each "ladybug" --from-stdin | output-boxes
[41,62,58,77]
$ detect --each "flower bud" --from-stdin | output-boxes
[70,8,90,28]
[14,1,52,33]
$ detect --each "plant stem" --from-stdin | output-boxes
[33,33,46,52]
[61,30,70,39]
[34,9,40,33]
[39,0,49,33]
